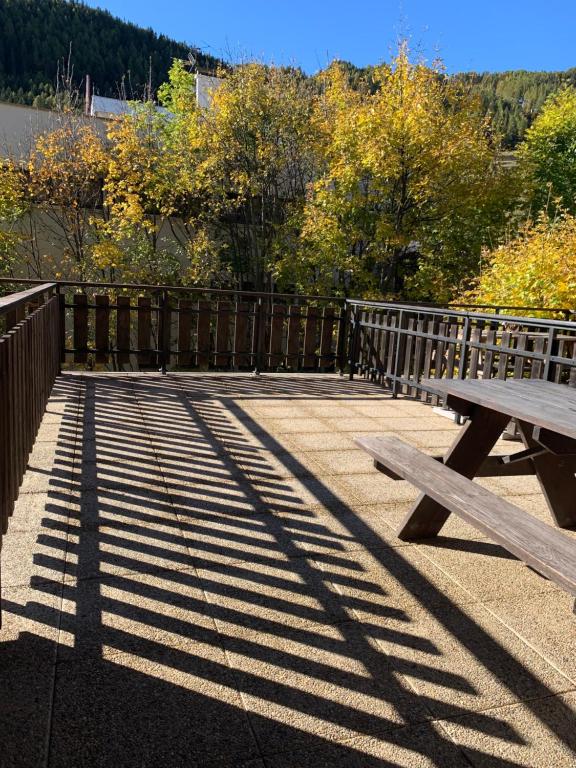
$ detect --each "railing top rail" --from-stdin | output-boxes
[0,282,56,316]
[345,298,576,329]
[0,278,344,305]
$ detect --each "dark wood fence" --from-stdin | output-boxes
[51,284,346,373]
[0,283,60,620]
[347,300,576,403]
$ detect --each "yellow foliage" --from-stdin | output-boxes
[291,44,511,297]
[466,211,576,309]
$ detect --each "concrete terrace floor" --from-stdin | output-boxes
[1,373,575,768]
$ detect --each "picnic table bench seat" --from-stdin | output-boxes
[355,434,576,599]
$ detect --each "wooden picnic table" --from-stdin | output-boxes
[356,378,576,600]
[411,378,576,533]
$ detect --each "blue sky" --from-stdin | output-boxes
[84,1,576,74]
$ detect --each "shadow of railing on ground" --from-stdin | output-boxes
[1,373,574,767]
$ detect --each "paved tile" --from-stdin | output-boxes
[224,621,430,755]
[441,691,576,767]
[481,590,576,683]
[413,537,559,603]
[49,652,259,768]
[3,372,576,768]
[266,722,471,767]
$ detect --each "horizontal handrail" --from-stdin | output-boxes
[1,279,574,317]
[0,278,343,305]
[0,282,56,316]
[345,299,576,329]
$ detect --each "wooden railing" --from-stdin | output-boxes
[347,300,576,403]
[0,283,60,620]
[43,282,346,373]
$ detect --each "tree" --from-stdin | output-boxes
[96,102,183,283]
[25,111,107,279]
[465,210,576,310]
[0,161,27,275]
[519,87,576,214]
[161,60,318,290]
[289,46,515,300]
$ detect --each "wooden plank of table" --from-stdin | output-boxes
[517,420,576,528]
[422,378,576,440]
[356,435,576,596]
[396,404,511,539]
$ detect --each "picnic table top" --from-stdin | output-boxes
[423,378,576,441]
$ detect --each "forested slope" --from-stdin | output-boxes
[1,0,575,146]
[0,0,219,107]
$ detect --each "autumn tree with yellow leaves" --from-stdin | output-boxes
[284,46,516,299]
[0,46,525,297]
[466,211,576,310]
[26,113,107,279]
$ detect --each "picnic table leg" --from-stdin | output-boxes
[517,421,576,529]
[397,405,510,540]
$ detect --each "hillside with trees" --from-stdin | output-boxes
[1,0,576,146]
[0,0,220,107]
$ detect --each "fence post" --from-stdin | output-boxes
[158,289,170,375]
[391,309,406,398]
[458,315,470,380]
[543,327,557,382]
[253,297,265,374]
[56,284,65,369]
[336,302,347,375]
[348,305,360,381]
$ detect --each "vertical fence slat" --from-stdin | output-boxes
[303,306,319,369]
[319,307,335,372]
[421,319,437,402]
[95,295,110,364]
[269,303,286,370]
[531,336,546,380]
[286,305,301,371]
[482,329,496,379]
[469,326,481,380]
[137,296,152,367]
[498,331,511,379]
[116,295,131,367]
[401,318,415,395]
[197,300,211,368]
[513,333,527,379]
[215,301,231,367]
[233,301,250,370]
[178,299,192,368]
[411,318,425,396]
[73,293,88,364]
[445,323,458,380]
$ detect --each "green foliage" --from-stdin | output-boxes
[0,45,535,300]
[0,162,27,274]
[0,0,220,105]
[518,87,576,214]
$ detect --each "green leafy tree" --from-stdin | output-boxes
[519,87,576,214]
